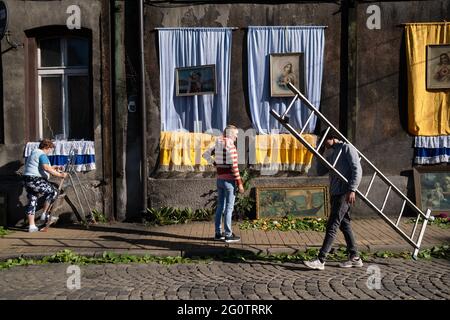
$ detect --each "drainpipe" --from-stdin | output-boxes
[139,0,148,216]
[100,0,114,221]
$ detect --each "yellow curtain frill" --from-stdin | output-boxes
[253,134,317,173]
[405,23,450,136]
[159,131,217,172]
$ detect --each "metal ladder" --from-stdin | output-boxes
[270,82,433,259]
[63,151,95,224]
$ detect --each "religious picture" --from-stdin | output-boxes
[175,64,217,96]
[270,53,304,97]
[426,44,450,89]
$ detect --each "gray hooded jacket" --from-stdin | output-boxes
[318,141,362,196]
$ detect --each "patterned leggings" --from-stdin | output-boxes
[24,176,58,216]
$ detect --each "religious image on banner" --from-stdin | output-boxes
[426,44,450,90]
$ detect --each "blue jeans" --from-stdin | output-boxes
[215,179,236,237]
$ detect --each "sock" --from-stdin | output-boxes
[318,257,325,264]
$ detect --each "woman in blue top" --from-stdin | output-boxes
[23,139,67,232]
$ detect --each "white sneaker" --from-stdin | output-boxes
[339,257,364,268]
[28,225,39,233]
[303,258,325,270]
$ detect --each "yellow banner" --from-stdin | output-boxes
[405,23,450,135]
[254,134,316,172]
[160,132,316,172]
[160,131,216,171]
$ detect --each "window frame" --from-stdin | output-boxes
[37,36,90,140]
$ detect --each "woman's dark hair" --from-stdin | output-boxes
[39,139,55,150]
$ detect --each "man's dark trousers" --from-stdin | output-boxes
[318,194,358,261]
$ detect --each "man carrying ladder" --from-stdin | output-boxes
[304,130,363,270]
[271,82,433,262]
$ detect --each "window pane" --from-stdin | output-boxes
[41,77,63,139]
[67,38,89,67]
[68,76,92,140]
[40,38,62,67]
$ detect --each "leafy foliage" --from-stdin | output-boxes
[144,207,214,226]
[239,215,327,232]
[91,209,108,223]
[0,249,204,270]
[0,227,12,237]
[1,246,448,270]
[234,169,256,219]
[408,216,449,229]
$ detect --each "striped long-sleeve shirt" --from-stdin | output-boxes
[203,136,242,185]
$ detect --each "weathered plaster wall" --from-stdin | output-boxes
[0,0,104,225]
[142,1,449,217]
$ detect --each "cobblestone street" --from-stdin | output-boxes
[1,258,449,300]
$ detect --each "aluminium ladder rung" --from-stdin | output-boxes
[269,82,434,259]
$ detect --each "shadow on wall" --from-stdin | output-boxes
[0,161,27,227]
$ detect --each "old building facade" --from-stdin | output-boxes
[0,0,449,226]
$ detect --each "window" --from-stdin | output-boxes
[37,37,92,140]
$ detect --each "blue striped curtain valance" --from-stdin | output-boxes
[415,136,450,164]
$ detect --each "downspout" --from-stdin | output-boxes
[100,0,114,221]
[139,0,148,215]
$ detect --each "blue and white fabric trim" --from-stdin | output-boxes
[414,136,450,164]
[24,141,96,172]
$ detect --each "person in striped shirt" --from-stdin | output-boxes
[203,125,244,243]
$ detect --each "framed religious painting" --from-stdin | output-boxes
[269,52,305,97]
[255,185,329,219]
[413,165,450,215]
[426,44,450,90]
[175,64,217,96]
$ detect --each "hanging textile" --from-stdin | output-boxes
[405,23,450,164]
[247,26,325,134]
[253,134,317,173]
[24,141,96,172]
[158,28,233,133]
[405,23,450,136]
[159,132,217,172]
[247,26,325,172]
[414,136,450,164]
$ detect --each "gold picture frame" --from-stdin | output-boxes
[255,185,329,219]
[175,64,217,96]
[426,44,450,90]
[413,165,450,214]
[269,52,305,97]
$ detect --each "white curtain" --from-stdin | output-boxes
[247,26,325,134]
[158,28,233,133]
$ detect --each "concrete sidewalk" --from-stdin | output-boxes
[0,218,449,260]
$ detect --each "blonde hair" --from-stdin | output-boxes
[223,125,238,137]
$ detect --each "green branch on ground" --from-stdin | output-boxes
[239,215,327,232]
[91,209,108,223]
[408,216,449,229]
[0,227,12,237]
[0,249,207,270]
[1,245,448,270]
